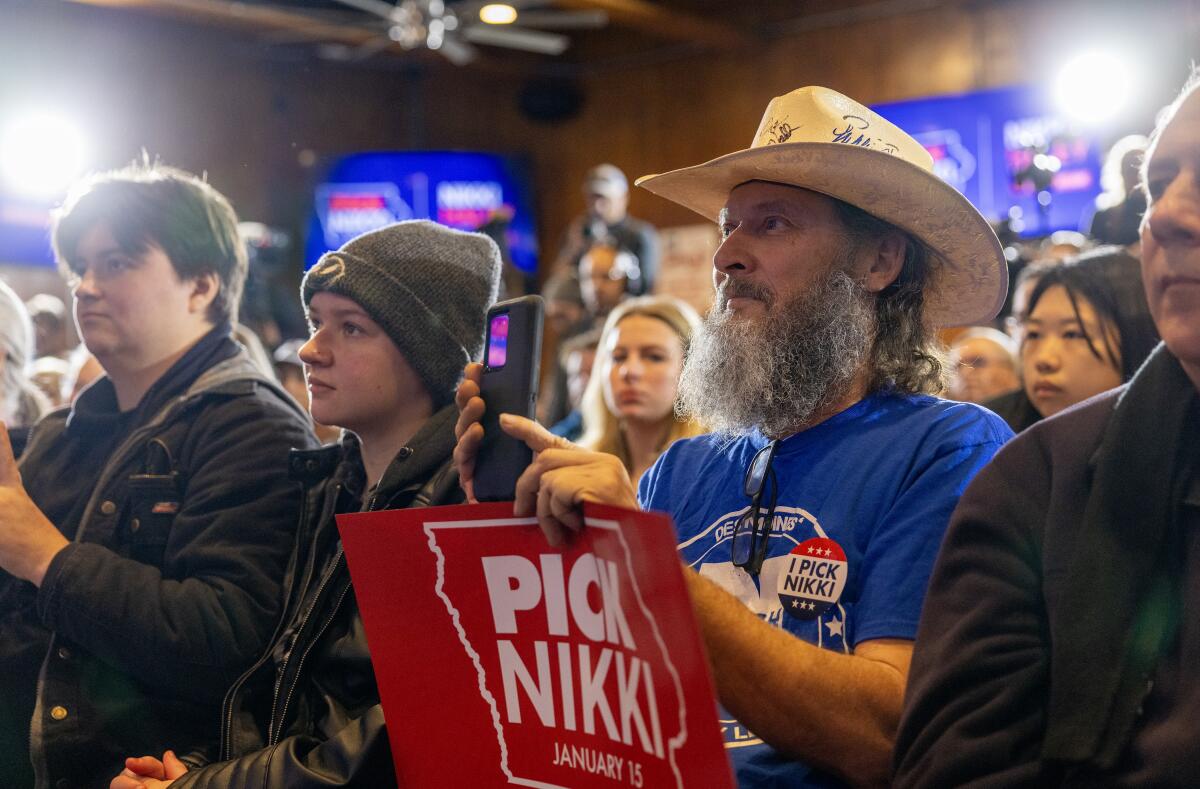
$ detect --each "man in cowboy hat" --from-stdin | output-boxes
[455,86,1012,787]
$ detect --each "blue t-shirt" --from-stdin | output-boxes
[638,391,1012,787]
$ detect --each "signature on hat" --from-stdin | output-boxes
[766,119,802,145]
[831,115,900,155]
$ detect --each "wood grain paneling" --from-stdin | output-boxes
[2,0,1196,283]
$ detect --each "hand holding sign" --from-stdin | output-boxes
[454,363,639,545]
[109,749,188,789]
[338,502,734,789]
[0,423,68,586]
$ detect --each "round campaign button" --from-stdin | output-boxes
[777,538,847,621]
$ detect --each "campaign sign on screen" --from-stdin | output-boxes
[487,313,509,370]
[337,502,733,789]
[873,84,1104,235]
[305,151,538,274]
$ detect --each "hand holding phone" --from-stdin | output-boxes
[473,296,544,501]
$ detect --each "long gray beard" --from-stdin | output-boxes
[676,268,875,438]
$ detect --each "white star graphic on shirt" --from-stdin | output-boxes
[825,616,844,638]
[807,546,816,554]
[823,548,832,557]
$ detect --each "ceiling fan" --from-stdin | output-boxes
[325,0,608,65]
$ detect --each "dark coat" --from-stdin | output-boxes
[172,404,464,788]
[0,335,316,789]
[894,384,1196,786]
[982,386,1042,434]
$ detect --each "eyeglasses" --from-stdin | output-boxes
[731,440,779,576]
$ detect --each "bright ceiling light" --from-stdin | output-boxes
[1054,51,1134,125]
[479,3,518,25]
[0,111,89,199]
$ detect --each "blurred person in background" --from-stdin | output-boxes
[65,346,104,403]
[549,327,601,442]
[546,241,640,431]
[476,204,535,298]
[236,222,308,350]
[579,239,638,322]
[271,338,308,406]
[1036,230,1091,263]
[1021,247,1158,421]
[30,356,70,410]
[539,272,590,426]
[0,280,49,455]
[947,327,1020,404]
[1003,260,1058,343]
[231,322,276,380]
[1089,134,1149,247]
[25,293,72,361]
[554,163,660,294]
[578,296,704,483]
[542,271,588,340]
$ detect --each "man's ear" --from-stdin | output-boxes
[860,232,906,294]
[188,272,221,315]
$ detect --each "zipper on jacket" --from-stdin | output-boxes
[268,553,349,744]
[263,463,444,745]
[218,480,336,760]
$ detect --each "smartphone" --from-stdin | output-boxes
[474,295,544,501]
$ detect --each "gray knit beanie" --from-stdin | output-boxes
[302,220,502,407]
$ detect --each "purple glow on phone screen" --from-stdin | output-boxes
[487,313,509,368]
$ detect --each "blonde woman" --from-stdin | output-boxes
[578,295,704,482]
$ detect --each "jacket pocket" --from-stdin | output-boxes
[125,472,181,566]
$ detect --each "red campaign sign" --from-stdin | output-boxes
[337,501,734,789]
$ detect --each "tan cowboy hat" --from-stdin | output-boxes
[635,86,1007,327]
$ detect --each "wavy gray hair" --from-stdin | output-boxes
[833,200,948,396]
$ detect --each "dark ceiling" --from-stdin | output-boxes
[58,0,950,76]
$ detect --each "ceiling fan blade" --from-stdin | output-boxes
[327,0,399,23]
[437,34,480,65]
[461,24,568,54]
[509,9,607,30]
[351,35,396,59]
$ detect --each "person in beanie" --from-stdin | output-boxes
[111,219,502,789]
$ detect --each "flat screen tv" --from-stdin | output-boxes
[304,150,538,274]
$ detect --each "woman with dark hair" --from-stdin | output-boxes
[1021,246,1159,421]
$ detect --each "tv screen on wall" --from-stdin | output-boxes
[304,150,538,275]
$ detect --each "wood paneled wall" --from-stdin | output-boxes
[4,0,1198,279]
[499,0,1199,260]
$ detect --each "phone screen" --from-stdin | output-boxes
[486,312,509,370]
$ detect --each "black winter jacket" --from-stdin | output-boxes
[171,404,464,788]
[894,381,1200,786]
[0,331,316,789]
